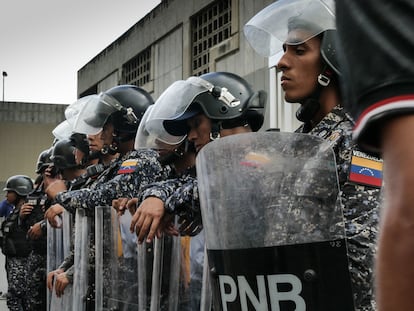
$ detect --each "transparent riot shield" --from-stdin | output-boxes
[130,213,197,311]
[95,206,139,310]
[196,132,354,311]
[148,232,191,311]
[72,208,90,311]
[47,210,73,311]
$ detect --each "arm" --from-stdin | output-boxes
[376,115,414,310]
[55,153,170,216]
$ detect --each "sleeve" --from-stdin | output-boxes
[56,155,168,216]
[58,252,75,272]
[64,265,74,284]
[336,0,414,152]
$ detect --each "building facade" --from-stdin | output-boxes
[0,101,67,191]
[77,0,301,133]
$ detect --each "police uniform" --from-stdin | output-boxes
[21,187,49,311]
[56,149,171,215]
[297,106,382,310]
[1,203,30,311]
[139,169,201,233]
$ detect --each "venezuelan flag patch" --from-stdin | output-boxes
[349,150,383,188]
[117,159,139,174]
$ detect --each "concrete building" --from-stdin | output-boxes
[77,0,301,133]
[0,101,67,192]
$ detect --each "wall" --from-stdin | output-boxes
[0,102,67,194]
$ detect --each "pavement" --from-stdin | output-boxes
[0,252,8,311]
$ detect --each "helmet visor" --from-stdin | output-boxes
[145,77,213,145]
[73,93,122,135]
[52,120,73,140]
[244,0,335,57]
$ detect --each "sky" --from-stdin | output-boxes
[0,0,161,105]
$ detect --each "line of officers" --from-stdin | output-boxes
[0,1,383,309]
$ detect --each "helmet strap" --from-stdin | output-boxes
[210,122,221,140]
[296,63,332,127]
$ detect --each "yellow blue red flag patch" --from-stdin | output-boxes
[349,150,383,188]
[117,159,139,174]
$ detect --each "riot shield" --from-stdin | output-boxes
[95,206,139,311]
[73,208,90,311]
[196,132,354,311]
[136,216,198,311]
[47,210,73,311]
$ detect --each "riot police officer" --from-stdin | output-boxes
[129,72,266,310]
[244,0,382,309]
[1,175,33,311]
[43,85,170,310]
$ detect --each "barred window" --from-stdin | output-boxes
[191,0,232,76]
[123,47,151,86]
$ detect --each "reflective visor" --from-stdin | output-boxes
[73,93,122,135]
[145,77,213,145]
[53,95,100,139]
[244,0,335,57]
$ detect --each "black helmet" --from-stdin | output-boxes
[105,85,154,135]
[199,72,266,131]
[50,139,78,170]
[162,72,266,138]
[73,85,153,142]
[3,175,34,196]
[35,148,52,174]
[69,133,89,155]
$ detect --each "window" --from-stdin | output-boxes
[191,0,232,76]
[123,47,151,86]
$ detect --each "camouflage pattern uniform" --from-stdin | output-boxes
[2,203,30,311]
[296,106,382,310]
[139,168,201,233]
[21,189,49,311]
[56,149,171,215]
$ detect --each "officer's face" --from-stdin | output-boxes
[88,131,105,153]
[100,122,115,147]
[277,32,322,103]
[5,191,17,205]
[187,113,212,153]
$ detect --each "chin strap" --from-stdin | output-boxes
[209,122,221,140]
[296,63,333,128]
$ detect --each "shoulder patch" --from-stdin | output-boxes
[117,159,139,174]
[349,150,383,187]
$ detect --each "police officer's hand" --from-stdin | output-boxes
[126,197,139,215]
[19,202,34,219]
[44,179,67,200]
[112,197,129,216]
[45,204,64,228]
[130,197,165,244]
[160,215,179,237]
[55,272,70,297]
[47,268,64,291]
[28,222,43,240]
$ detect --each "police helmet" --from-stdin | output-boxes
[73,85,153,139]
[244,0,339,75]
[50,139,78,170]
[3,175,34,196]
[69,133,89,155]
[35,148,53,174]
[154,72,266,142]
